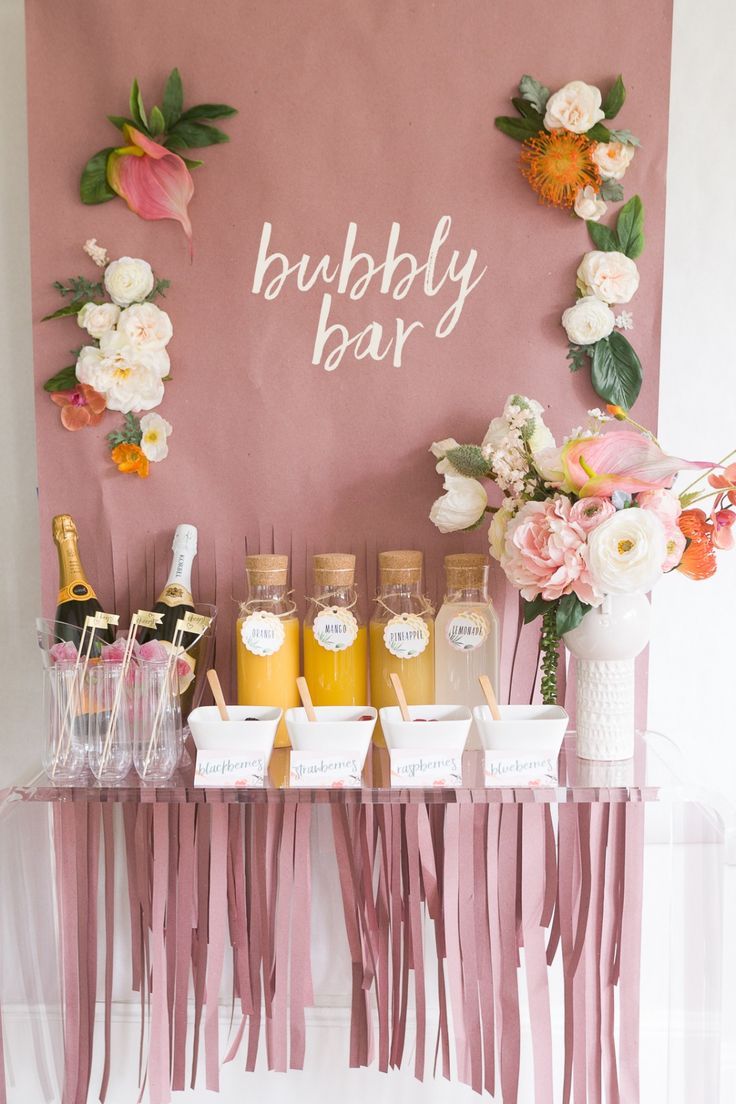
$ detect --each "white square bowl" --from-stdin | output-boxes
[472,704,569,754]
[188,705,281,761]
[285,706,377,761]
[379,705,472,754]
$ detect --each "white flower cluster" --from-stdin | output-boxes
[482,395,554,497]
[561,251,640,347]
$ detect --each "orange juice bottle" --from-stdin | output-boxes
[236,554,299,749]
[303,554,367,706]
[369,550,434,745]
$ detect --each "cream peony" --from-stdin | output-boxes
[561,295,615,345]
[103,257,155,307]
[576,251,640,305]
[430,437,461,475]
[76,334,168,414]
[139,412,173,462]
[77,301,120,339]
[543,80,605,134]
[592,141,635,181]
[430,473,487,534]
[587,508,668,594]
[117,302,173,349]
[574,186,607,222]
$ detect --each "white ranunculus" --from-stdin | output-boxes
[430,473,487,534]
[139,412,173,462]
[543,80,605,134]
[488,503,514,561]
[587,508,668,595]
[77,334,169,414]
[103,257,155,307]
[117,302,173,349]
[77,301,121,339]
[592,141,635,181]
[430,437,461,474]
[561,295,616,345]
[576,251,640,305]
[574,186,607,222]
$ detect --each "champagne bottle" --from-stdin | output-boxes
[139,524,198,644]
[53,514,113,645]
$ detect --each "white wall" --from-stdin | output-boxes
[1,0,735,1100]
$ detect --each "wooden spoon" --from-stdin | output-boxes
[207,669,230,722]
[296,676,318,722]
[389,673,412,723]
[478,675,502,721]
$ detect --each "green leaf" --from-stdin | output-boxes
[163,134,188,150]
[511,97,544,126]
[602,75,626,119]
[167,120,231,147]
[556,593,591,635]
[586,219,619,252]
[42,302,93,322]
[107,114,135,131]
[181,156,204,170]
[107,412,142,448]
[518,74,550,114]
[148,105,166,136]
[567,344,594,373]
[586,122,612,142]
[590,333,643,410]
[129,78,148,130]
[444,445,491,479]
[146,276,171,301]
[162,67,184,129]
[43,365,78,392]
[599,179,624,202]
[494,115,543,142]
[608,128,640,147]
[79,148,116,205]
[179,102,238,122]
[522,595,550,625]
[615,195,645,258]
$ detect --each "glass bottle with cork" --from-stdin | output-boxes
[304,553,367,706]
[369,550,434,742]
[236,554,300,748]
[434,554,500,741]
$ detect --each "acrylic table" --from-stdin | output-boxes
[0,734,731,1104]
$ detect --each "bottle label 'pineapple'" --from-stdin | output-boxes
[383,613,430,660]
[312,607,359,652]
[446,612,488,652]
[241,610,286,656]
[159,583,195,608]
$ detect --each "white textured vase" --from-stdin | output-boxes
[563,593,651,761]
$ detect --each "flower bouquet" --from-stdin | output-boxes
[429,397,735,754]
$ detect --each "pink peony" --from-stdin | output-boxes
[569,496,616,533]
[50,640,78,664]
[637,489,686,570]
[500,496,603,606]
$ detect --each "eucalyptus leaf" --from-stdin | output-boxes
[615,195,644,258]
[179,102,238,122]
[494,115,543,142]
[518,74,550,114]
[79,148,116,205]
[148,105,166,136]
[586,219,619,252]
[590,333,643,410]
[586,122,612,142]
[162,67,184,129]
[602,75,626,119]
[522,595,550,625]
[43,365,78,392]
[599,179,624,202]
[167,120,231,147]
[556,593,591,636]
[444,444,492,479]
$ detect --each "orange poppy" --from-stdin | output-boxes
[111,442,149,478]
[50,384,106,430]
[677,508,717,580]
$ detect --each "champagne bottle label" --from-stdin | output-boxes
[312,607,359,652]
[158,583,195,608]
[383,613,430,660]
[446,611,488,652]
[57,580,98,604]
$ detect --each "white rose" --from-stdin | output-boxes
[139,412,173,462]
[587,508,668,595]
[543,80,605,134]
[77,334,169,414]
[576,251,640,305]
[574,186,607,222]
[592,141,635,181]
[430,473,487,534]
[77,301,121,339]
[561,295,616,345]
[103,257,155,307]
[430,437,461,474]
[117,302,173,349]
[488,503,514,561]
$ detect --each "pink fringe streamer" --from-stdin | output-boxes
[45,795,644,1103]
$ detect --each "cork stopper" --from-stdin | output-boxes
[444,553,489,590]
[245,554,289,586]
[378,549,423,585]
[313,553,356,586]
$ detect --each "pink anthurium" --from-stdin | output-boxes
[107,126,193,249]
[561,429,711,499]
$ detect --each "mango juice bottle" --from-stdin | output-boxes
[369,550,434,745]
[236,554,299,750]
[303,553,367,706]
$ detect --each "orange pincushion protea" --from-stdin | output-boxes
[520,131,602,208]
[677,508,717,580]
[111,442,149,479]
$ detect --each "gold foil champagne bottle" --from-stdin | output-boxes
[53,514,112,643]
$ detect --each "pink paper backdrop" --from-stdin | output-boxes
[25,0,673,702]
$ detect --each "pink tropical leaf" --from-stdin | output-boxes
[562,430,712,498]
[107,126,193,250]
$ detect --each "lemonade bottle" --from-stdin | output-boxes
[369,550,434,744]
[304,554,368,706]
[236,554,300,750]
